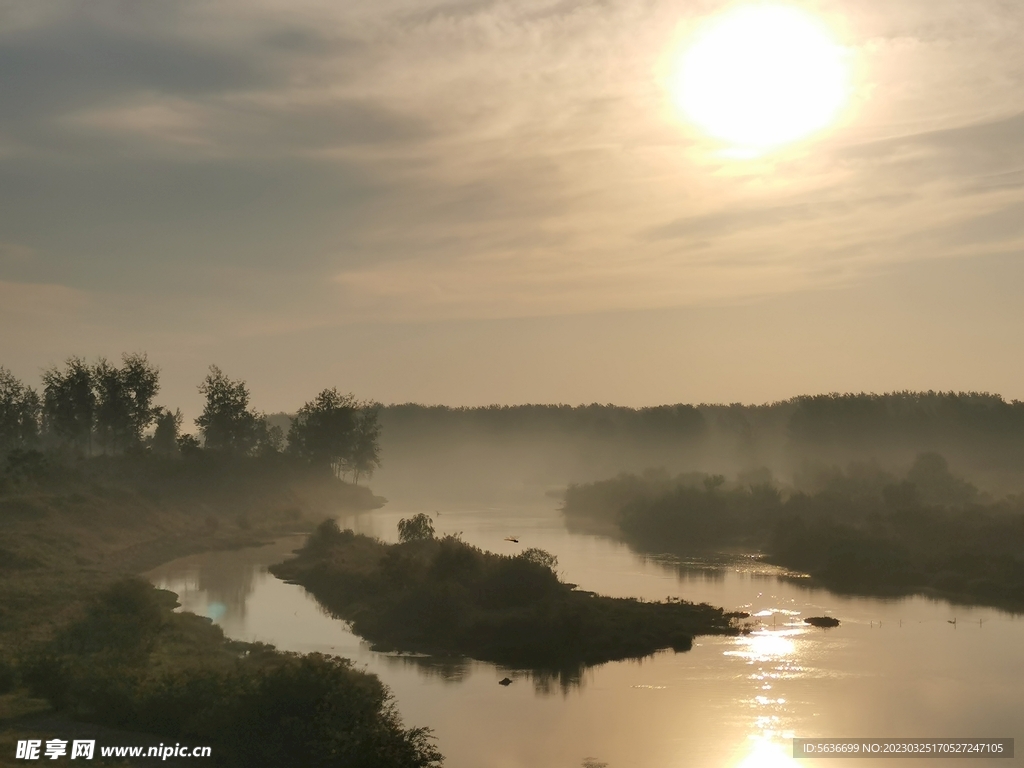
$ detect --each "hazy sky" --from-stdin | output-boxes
[2,0,1023,417]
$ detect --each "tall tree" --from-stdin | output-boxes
[151,408,183,456]
[287,388,359,478]
[351,404,382,484]
[0,367,41,456]
[42,357,95,454]
[93,354,161,454]
[120,353,161,442]
[93,359,132,454]
[255,419,285,456]
[195,366,261,454]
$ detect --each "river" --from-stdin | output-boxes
[146,501,1024,767]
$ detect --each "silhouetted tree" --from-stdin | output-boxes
[351,405,382,484]
[119,353,160,441]
[254,419,285,456]
[0,367,41,457]
[176,433,201,455]
[42,357,95,454]
[519,548,558,571]
[195,366,261,454]
[93,359,131,454]
[287,388,359,478]
[398,513,435,543]
[151,408,183,456]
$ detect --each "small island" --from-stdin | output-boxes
[271,514,745,671]
[804,616,840,628]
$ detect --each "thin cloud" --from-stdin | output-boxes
[1,0,1023,326]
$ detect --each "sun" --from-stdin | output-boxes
[670,4,849,152]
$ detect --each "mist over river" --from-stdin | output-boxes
[148,500,1024,768]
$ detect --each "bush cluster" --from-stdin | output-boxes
[272,524,738,672]
[22,579,442,768]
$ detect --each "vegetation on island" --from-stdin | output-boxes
[562,455,1024,612]
[0,355,443,768]
[270,515,744,673]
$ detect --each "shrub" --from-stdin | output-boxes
[397,514,434,543]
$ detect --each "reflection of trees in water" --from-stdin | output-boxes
[378,653,594,695]
[646,553,728,585]
[520,665,588,695]
[380,654,472,684]
[192,549,263,625]
[153,538,309,628]
[644,552,796,586]
[493,664,601,695]
[674,565,727,584]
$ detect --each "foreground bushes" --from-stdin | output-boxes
[23,579,442,768]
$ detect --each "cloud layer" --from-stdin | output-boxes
[1,0,1023,406]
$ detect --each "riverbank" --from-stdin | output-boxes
[561,466,1024,613]
[0,455,445,768]
[0,454,383,650]
[270,519,745,672]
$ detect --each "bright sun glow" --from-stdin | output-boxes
[735,735,799,768]
[671,4,849,152]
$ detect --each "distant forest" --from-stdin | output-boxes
[373,394,1024,500]
[378,394,1024,464]
[7,355,1024,497]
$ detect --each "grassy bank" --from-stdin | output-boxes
[270,518,743,673]
[0,453,382,650]
[0,454,444,768]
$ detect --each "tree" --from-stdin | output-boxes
[398,513,435,543]
[287,389,359,478]
[176,433,202,455]
[519,548,558,572]
[254,419,285,456]
[195,366,261,454]
[0,367,41,457]
[350,405,382,485]
[119,353,160,442]
[151,408,183,456]
[93,359,132,454]
[906,452,978,506]
[93,354,160,455]
[42,357,95,454]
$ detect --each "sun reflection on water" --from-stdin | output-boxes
[728,629,799,662]
[734,734,800,768]
[726,627,806,767]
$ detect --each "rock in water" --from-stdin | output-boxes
[804,616,840,628]
[498,677,513,686]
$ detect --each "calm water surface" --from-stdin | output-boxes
[147,503,1024,768]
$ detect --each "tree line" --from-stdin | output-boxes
[378,392,1024,481]
[561,455,1024,611]
[0,356,380,484]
